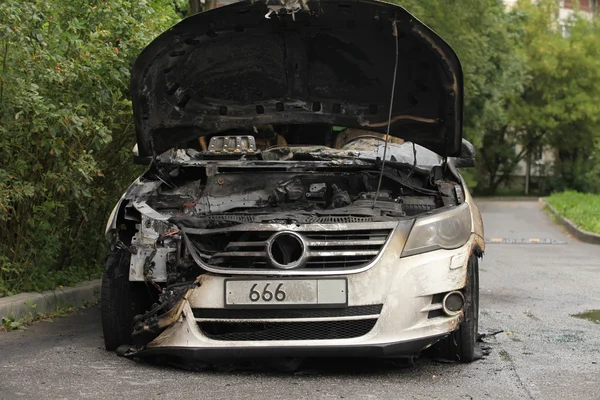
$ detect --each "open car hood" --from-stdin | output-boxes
[131,0,463,157]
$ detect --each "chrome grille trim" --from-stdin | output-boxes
[225,241,267,248]
[183,221,400,276]
[306,239,387,247]
[212,251,267,257]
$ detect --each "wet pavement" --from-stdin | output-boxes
[1,200,599,400]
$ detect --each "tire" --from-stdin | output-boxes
[101,249,154,351]
[432,254,480,362]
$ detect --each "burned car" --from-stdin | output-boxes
[101,0,485,363]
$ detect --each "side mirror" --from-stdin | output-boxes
[454,139,475,168]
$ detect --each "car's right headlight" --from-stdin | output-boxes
[401,202,471,257]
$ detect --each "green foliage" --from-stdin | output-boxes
[1,316,23,331]
[546,191,600,234]
[0,0,180,296]
[481,0,600,195]
[512,1,600,189]
[392,0,528,193]
[396,0,600,196]
[513,1,600,136]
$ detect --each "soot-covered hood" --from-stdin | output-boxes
[131,0,463,157]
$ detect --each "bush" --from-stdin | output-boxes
[0,0,181,296]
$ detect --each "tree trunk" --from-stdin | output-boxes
[189,0,202,14]
[524,149,531,195]
[189,0,218,14]
[205,0,218,10]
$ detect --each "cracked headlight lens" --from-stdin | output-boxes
[401,202,471,257]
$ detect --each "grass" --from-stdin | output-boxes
[1,300,96,332]
[546,191,600,234]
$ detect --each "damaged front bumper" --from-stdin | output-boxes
[127,234,483,360]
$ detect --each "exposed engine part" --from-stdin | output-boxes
[351,199,405,217]
[429,165,444,183]
[436,181,462,206]
[128,217,178,282]
[306,182,327,199]
[397,196,438,216]
[270,178,306,204]
[131,279,200,347]
[208,135,256,153]
[356,191,393,201]
[331,184,351,208]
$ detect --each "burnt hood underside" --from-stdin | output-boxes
[131,0,463,157]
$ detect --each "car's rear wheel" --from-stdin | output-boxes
[433,254,480,362]
[101,248,154,351]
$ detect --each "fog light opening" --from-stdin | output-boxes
[442,291,465,316]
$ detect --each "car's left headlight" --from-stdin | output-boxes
[401,203,471,257]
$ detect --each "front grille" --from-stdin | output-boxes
[183,222,395,274]
[198,319,377,341]
[193,304,383,320]
[305,216,374,223]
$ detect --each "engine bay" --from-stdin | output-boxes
[146,168,456,220]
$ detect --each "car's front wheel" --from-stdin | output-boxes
[101,248,154,351]
[433,254,480,362]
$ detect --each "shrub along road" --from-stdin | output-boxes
[0,200,599,400]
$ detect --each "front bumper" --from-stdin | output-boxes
[140,234,483,359]
[134,334,448,360]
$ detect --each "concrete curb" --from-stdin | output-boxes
[539,198,600,245]
[0,279,101,321]
[474,196,539,202]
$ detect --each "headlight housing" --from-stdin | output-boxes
[401,202,471,257]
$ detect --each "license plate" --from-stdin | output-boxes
[224,279,347,307]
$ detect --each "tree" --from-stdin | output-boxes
[397,0,600,195]
[392,0,527,193]
[509,0,600,193]
[0,0,181,295]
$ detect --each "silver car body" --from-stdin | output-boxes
[103,0,484,360]
[106,168,484,358]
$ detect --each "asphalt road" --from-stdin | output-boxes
[1,200,599,400]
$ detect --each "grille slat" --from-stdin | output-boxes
[306,239,386,247]
[198,319,378,341]
[306,216,374,223]
[304,233,389,239]
[307,250,379,257]
[305,258,370,266]
[212,251,267,257]
[225,241,267,249]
